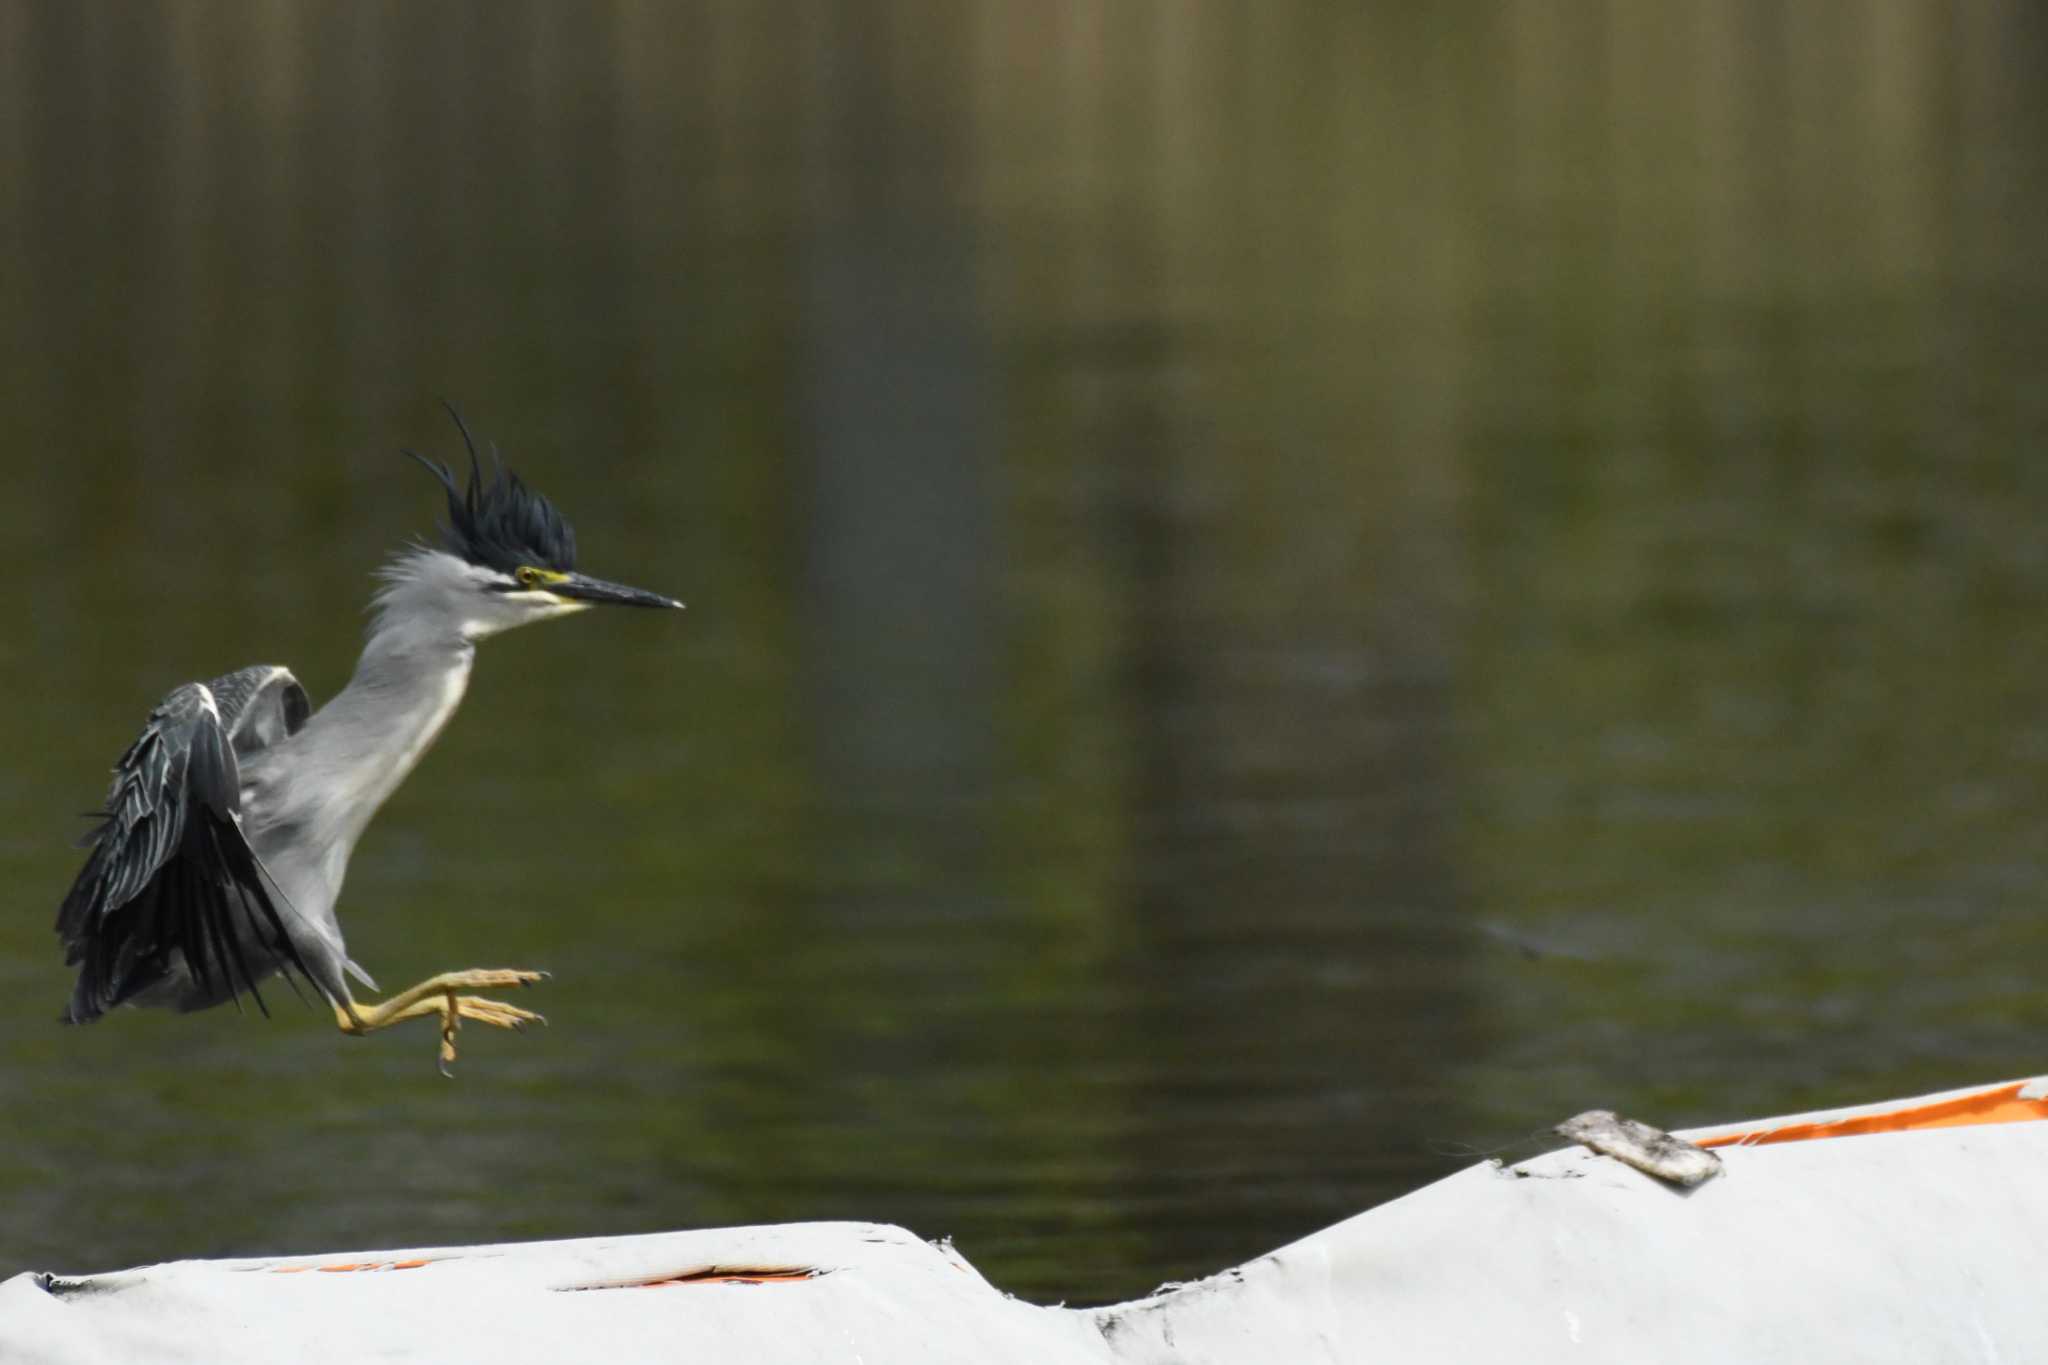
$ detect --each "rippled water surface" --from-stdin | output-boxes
[2,3,2046,1305]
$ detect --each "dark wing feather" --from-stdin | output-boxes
[55,682,311,1023]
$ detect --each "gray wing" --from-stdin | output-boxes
[208,665,381,996]
[205,664,311,756]
[56,679,312,1023]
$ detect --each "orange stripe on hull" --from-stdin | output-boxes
[1698,1082,2048,1149]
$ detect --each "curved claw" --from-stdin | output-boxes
[434,993,546,1072]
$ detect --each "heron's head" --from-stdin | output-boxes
[396,407,683,642]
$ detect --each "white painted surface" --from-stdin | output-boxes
[0,1222,1103,1365]
[9,1083,2047,1364]
[1094,1118,2048,1363]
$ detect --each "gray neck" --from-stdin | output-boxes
[288,613,475,854]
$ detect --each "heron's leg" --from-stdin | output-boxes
[332,969,547,1073]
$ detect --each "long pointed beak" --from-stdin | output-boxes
[552,572,684,610]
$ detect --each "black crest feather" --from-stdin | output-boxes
[404,403,578,573]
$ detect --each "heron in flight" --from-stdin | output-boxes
[54,411,682,1071]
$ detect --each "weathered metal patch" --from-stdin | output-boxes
[1555,1110,1724,1188]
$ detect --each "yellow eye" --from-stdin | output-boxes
[516,566,543,588]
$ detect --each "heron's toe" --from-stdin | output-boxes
[455,995,545,1030]
[444,968,548,991]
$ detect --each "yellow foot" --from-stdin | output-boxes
[333,969,549,1075]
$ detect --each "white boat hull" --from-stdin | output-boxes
[10,1077,2046,1363]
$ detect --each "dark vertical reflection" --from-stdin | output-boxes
[799,2,994,844]
[1069,5,1485,1283]
[779,0,1038,1281]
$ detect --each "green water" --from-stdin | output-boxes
[1,2,2045,1305]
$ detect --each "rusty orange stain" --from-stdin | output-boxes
[273,1259,434,1275]
[640,1268,818,1287]
[1699,1080,2048,1149]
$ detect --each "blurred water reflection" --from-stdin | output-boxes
[1,1,2045,1305]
